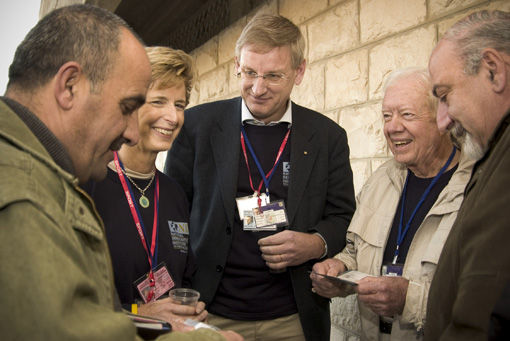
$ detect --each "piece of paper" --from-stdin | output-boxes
[310,270,374,286]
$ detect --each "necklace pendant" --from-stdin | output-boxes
[139,195,150,208]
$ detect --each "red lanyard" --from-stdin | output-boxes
[240,126,290,209]
[113,152,159,301]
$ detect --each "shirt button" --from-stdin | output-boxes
[226,227,231,235]
[216,265,223,272]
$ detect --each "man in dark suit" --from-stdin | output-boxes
[165,13,355,340]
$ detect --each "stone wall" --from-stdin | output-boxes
[157,1,510,338]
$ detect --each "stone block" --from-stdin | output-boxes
[291,62,325,112]
[331,323,361,341]
[369,26,436,100]
[372,157,391,173]
[228,63,240,95]
[308,0,359,63]
[213,92,238,102]
[188,82,200,108]
[485,0,510,12]
[193,37,218,77]
[280,0,328,24]
[331,295,361,338]
[429,0,483,19]
[330,0,349,5]
[218,18,246,65]
[438,1,510,37]
[360,0,426,43]
[197,65,229,103]
[246,0,277,21]
[340,103,387,160]
[348,334,361,341]
[325,49,369,109]
[349,160,372,195]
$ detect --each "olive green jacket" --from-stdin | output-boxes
[0,99,223,340]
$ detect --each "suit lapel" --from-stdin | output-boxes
[210,98,242,226]
[287,106,318,227]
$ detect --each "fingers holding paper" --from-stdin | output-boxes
[310,258,348,298]
[355,276,409,317]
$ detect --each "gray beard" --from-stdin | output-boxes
[452,124,485,161]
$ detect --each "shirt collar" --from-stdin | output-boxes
[241,99,292,128]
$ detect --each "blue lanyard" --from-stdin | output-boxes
[393,146,457,264]
[240,125,289,197]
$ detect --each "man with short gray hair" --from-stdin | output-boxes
[426,9,510,340]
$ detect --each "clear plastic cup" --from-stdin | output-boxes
[169,288,200,307]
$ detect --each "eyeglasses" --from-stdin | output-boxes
[236,69,291,86]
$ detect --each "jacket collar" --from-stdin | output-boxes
[0,98,78,187]
[385,151,475,214]
[241,98,293,127]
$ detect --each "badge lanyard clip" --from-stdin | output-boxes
[240,126,290,210]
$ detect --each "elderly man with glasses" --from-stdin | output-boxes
[164,12,355,341]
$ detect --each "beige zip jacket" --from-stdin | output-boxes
[336,153,474,340]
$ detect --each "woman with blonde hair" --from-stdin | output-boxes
[86,46,204,327]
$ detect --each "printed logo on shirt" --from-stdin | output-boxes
[283,162,290,187]
[168,221,189,253]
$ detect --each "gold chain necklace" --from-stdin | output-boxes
[122,169,155,208]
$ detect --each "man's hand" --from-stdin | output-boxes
[310,258,348,298]
[258,230,325,270]
[355,276,409,317]
[137,298,208,324]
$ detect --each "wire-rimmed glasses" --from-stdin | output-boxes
[236,68,291,86]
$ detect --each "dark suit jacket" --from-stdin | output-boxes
[165,97,355,340]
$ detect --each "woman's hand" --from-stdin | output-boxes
[137,298,208,324]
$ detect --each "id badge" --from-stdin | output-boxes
[244,200,289,232]
[236,192,269,220]
[134,262,175,303]
[381,262,404,277]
